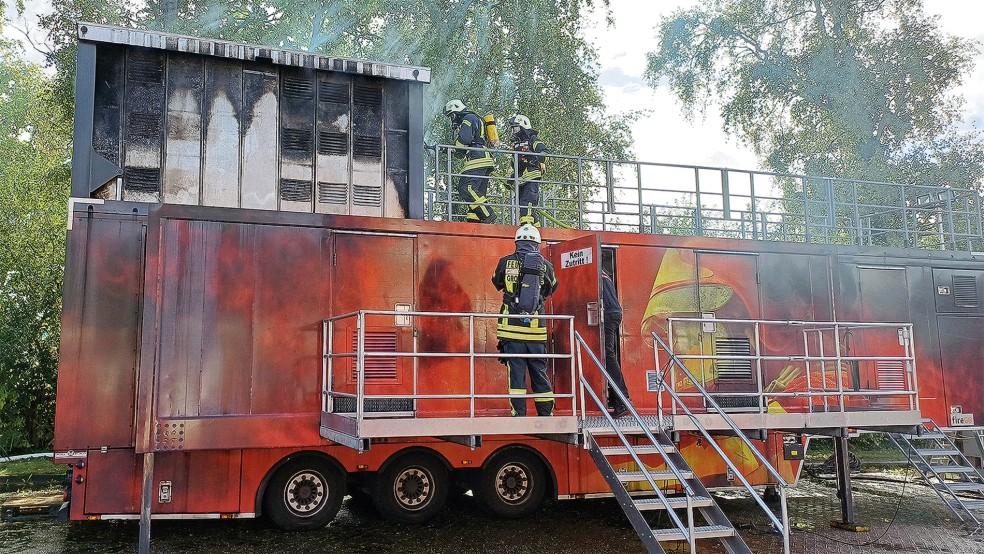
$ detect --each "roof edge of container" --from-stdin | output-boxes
[77,22,432,83]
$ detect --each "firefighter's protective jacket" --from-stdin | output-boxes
[492,242,559,341]
[453,111,494,172]
[511,129,549,184]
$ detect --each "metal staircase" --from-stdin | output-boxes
[889,419,984,525]
[582,418,750,553]
[575,331,791,553]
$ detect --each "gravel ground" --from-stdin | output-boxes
[1,471,983,553]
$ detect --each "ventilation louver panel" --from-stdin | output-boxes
[128,113,162,136]
[353,185,382,207]
[714,337,753,381]
[282,76,315,99]
[318,132,348,156]
[876,360,907,391]
[280,179,312,202]
[318,182,347,204]
[353,135,382,159]
[319,82,349,104]
[124,167,161,192]
[953,275,979,308]
[350,331,398,381]
[353,85,382,108]
[281,128,313,153]
[127,57,164,83]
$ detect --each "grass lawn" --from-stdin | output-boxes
[0,457,63,478]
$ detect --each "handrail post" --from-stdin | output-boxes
[577,342,586,424]
[654,337,663,423]
[834,324,845,413]
[576,158,585,230]
[780,488,790,552]
[322,320,329,413]
[755,321,764,413]
[804,329,814,413]
[636,162,644,233]
[512,151,521,225]
[469,315,476,417]
[569,317,577,418]
[356,311,365,432]
[445,146,454,221]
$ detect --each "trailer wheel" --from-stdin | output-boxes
[373,452,448,523]
[264,458,344,531]
[478,449,546,518]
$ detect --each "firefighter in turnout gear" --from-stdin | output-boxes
[445,99,496,223]
[509,114,549,225]
[491,224,559,416]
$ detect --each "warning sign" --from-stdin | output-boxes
[561,247,592,269]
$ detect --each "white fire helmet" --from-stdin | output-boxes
[444,99,466,116]
[515,223,541,244]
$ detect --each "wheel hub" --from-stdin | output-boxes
[496,463,530,503]
[395,467,432,509]
[286,471,326,515]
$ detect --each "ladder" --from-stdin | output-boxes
[582,416,751,553]
[889,419,984,525]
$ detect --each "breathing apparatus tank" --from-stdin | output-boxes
[516,252,545,315]
[483,113,499,145]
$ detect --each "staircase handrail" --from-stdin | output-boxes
[575,331,694,548]
[653,331,791,552]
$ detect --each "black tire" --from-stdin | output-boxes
[263,457,345,531]
[373,452,449,524]
[478,449,547,518]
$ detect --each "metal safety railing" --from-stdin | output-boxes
[321,310,576,421]
[426,144,984,252]
[656,318,919,417]
[652,330,792,553]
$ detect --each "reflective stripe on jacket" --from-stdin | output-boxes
[455,112,494,171]
[491,251,559,341]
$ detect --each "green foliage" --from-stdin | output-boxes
[0,37,72,455]
[645,0,984,191]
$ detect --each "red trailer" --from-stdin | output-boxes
[54,23,984,553]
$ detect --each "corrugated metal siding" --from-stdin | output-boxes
[78,23,431,83]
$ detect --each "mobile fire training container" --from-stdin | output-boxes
[54,23,984,552]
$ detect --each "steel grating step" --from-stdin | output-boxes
[634,495,713,510]
[616,470,693,483]
[600,444,674,456]
[915,448,960,457]
[581,415,669,434]
[899,432,946,440]
[939,482,984,492]
[919,465,975,474]
[950,499,984,510]
[652,524,735,541]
